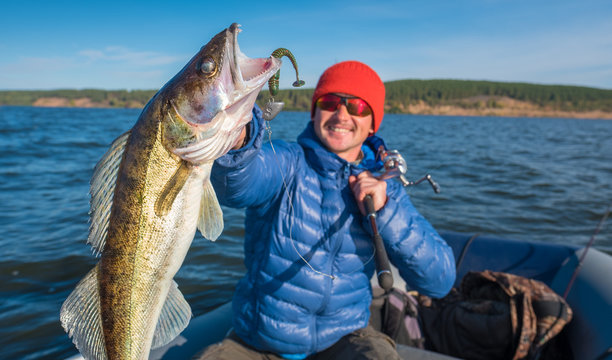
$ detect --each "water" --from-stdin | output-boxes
[0,106,611,359]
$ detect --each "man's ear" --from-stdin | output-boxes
[311,105,320,121]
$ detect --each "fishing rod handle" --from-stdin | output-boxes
[364,195,394,291]
[364,194,377,217]
[373,233,394,291]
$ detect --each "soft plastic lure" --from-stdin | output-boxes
[268,48,305,96]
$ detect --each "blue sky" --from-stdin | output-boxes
[1,0,611,90]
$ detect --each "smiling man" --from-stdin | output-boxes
[201,61,456,360]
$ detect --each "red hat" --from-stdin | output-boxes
[311,60,385,133]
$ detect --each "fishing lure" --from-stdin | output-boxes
[268,48,305,96]
[263,48,305,121]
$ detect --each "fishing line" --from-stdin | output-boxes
[562,200,612,300]
[264,121,376,280]
[264,121,334,280]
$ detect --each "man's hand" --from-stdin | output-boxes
[348,171,387,216]
[231,126,248,150]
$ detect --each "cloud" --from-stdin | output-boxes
[374,21,612,88]
[77,46,185,66]
[0,46,187,89]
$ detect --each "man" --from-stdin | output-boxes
[201,61,456,359]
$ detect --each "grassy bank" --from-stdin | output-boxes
[2,80,612,119]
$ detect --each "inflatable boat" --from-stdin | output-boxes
[68,232,612,360]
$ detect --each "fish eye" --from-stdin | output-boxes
[198,57,216,76]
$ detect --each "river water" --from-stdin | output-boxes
[0,106,610,359]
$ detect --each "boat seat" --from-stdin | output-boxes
[440,232,575,286]
[550,248,612,360]
[397,344,460,359]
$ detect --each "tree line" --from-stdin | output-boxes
[0,89,157,108]
[384,80,612,112]
[2,80,611,113]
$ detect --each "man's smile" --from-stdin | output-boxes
[325,123,354,133]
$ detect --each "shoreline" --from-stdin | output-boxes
[389,97,612,120]
[22,97,612,120]
[4,79,611,120]
[397,105,612,120]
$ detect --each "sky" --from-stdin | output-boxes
[1,0,611,91]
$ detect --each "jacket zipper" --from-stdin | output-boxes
[311,165,351,353]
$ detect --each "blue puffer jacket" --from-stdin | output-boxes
[211,106,456,356]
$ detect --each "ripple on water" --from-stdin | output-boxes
[1,109,611,359]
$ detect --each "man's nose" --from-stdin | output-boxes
[334,104,352,120]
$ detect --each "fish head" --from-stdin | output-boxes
[159,23,281,163]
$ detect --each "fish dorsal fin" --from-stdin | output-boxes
[154,160,191,217]
[88,131,130,255]
[60,265,107,359]
[198,163,224,241]
[151,280,192,349]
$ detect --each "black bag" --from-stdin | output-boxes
[417,271,573,360]
[369,287,425,348]
[370,271,573,360]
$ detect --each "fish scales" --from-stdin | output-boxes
[99,107,199,358]
[60,23,283,360]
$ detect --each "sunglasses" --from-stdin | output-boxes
[315,94,372,117]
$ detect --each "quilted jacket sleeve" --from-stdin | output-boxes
[373,181,456,298]
[211,106,298,208]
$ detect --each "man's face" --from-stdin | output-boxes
[312,93,374,162]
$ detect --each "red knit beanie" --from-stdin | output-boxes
[311,60,385,133]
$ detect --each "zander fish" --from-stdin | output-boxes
[60,23,281,359]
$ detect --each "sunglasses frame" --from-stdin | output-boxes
[316,94,372,117]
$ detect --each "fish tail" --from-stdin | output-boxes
[60,265,107,359]
[61,266,193,359]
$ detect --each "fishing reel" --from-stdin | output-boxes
[366,147,441,291]
[376,147,441,193]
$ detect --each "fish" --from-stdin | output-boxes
[60,23,282,360]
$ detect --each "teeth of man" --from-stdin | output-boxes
[330,127,350,133]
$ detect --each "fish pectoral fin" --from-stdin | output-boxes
[89,130,131,255]
[151,280,192,349]
[198,177,224,241]
[60,265,107,359]
[155,160,191,217]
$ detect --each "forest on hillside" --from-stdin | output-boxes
[2,80,612,113]
[0,89,157,108]
[256,80,612,113]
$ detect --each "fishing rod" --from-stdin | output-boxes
[366,148,441,291]
[562,200,612,300]
[364,194,394,291]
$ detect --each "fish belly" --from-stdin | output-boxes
[99,125,207,359]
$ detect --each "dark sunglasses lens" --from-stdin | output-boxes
[317,94,372,116]
[316,94,341,111]
[346,99,372,116]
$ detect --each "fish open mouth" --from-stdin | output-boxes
[168,23,282,131]
[227,23,282,107]
[168,24,282,162]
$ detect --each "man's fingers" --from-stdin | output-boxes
[357,170,372,179]
[349,171,387,215]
